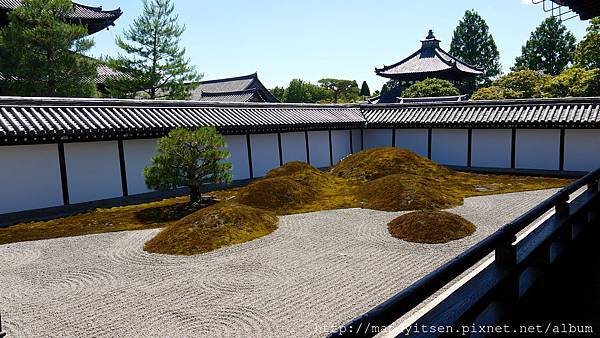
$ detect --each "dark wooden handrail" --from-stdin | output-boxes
[328,167,600,337]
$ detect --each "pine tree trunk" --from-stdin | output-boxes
[189,185,201,206]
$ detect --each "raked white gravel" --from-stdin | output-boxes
[0,189,558,337]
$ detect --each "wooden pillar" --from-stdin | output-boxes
[559,128,565,171]
[511,128,517,169]
[427,128,432,160]
[467,128,473,167]
[57,142,70,205]
[246,134,254,179]
[117,139,129,197]
[305,130,311,164]
[349,129,354,154]
[392,128,396,148]
[277,132,283,166]
[328,129,333,166]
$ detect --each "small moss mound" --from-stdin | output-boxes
[144,202,278,256]
[359,175,462,211]
[388,211,476,244]
[331,147,450,181]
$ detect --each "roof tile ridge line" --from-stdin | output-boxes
[247,73,280,103]
[375,46,424,73]
[196,73,258,85]
[433,48,483,72]
[200,88,259,95]
[72,2,122,14]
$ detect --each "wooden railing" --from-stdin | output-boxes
[328,168,600,337]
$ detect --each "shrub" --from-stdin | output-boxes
[402,78,460,98]
[388,211,476,244]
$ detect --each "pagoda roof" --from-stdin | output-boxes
[189,73,279,103]
[0,0,122,35]
[375,30,483,81]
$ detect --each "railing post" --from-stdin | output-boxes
[555,197,570,216]
[495,235,519,300]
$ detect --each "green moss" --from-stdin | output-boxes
[144,202,278,256]
[388,211,476,244]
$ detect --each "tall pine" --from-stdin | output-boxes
[360,81,371,97]
[450,10,501,91]
[105,0,201,99]
[513,17,576,75]
[0,0,97,97]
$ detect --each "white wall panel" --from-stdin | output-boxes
[281,132,307,164]
[64,141,122,204]
[250,133,280,177]
[308,130,331,168]
[515,129,560,170]
[0,144,63,214]
[364,129,393,149]
[564,129,600,172]
[351,129,362,152]
[123,139,157,195]
[471,129,512,168]
[431,129,468,166]
[331,130,352,164]
[224,135,251,180]
[395,129,428,157]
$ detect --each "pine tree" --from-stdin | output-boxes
[574,18,600,69]
[513,17,576,75]
[450,10,501,90]
[0,0,98,97]
[105,0,201,99]
[360,81,371,97]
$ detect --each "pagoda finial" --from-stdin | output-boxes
[426,29,435,40]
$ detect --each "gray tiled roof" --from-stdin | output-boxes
[0,97,364,143]
[1,97,599,145]
[189,73,279,103]
[375,31,482,80]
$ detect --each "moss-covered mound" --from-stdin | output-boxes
[331,147,450,181]
[144,202,278,256]
[388,211,476,244]
[359,175,462,211]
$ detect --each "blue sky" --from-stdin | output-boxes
[89,0,589,91]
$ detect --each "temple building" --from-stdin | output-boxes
[0,0,122,35]
[189,73,279,103]
[375,30,482,103]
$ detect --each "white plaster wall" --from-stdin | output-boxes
[395,129,428,157]
[564,129,600,172]
[431,129,468,166]
[364,129,393,149]
[250,133,280,177]
[224,135,251,180]
[471,129,512,168]
[123,139,157,195]
[351,129,362,152]
[308,130,331,168]
[281,132,307,164]
[64,141,123,204]
[515,129,560,170]
[331,130,352,164]
[0,144,64,214]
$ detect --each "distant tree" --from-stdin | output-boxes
[401,78,460,98]
[380,79,403,101]
[144,127,232,206]
[270,86,285,101]
[282,79,332,103]
[450,10,501,89]
[360,81,371,96]
[544,67,600,98]
[105,0,201,99]
[318,78,360,103]
[574,18,600,69]
[513,17,576,75]
[0,0,97,97]
[471,70,550,100]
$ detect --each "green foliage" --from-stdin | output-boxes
[318,78,360,103]
[105,0,201,99]
[360,81,371,97]
[380,80,403,100]
[574,18,600,69]
[472,70,549,100]
[144,127,232,204]
[544,67,600,98]
[0,0,97,97]
[450,10,501,89]
[513,17,576,75]
[270,86,285,101]
[401,78,460,98]
[281,79,332,103]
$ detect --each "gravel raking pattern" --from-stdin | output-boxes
[0,189,557,337]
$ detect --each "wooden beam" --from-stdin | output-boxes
[328,130,334,166]
[277,132,283,166]
[511,128,517,169]
[559,128,565,171]
[246,134,254,179]
[349,129,354,154]
[392,128,397,148]
[427,128,432,160]
[467,128,472,167]
[305,130,311,164]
